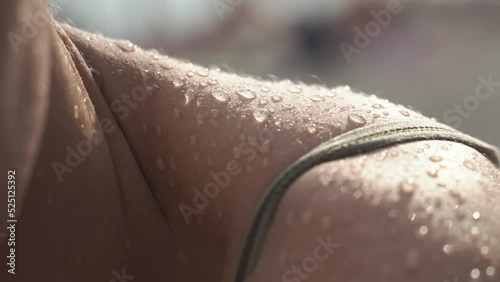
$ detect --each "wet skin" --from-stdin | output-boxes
[0,1,499,282]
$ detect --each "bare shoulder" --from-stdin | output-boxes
[250,140,500,282]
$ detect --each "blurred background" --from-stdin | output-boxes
[51,0,500,147]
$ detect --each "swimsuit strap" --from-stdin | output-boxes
[235,119,500,282]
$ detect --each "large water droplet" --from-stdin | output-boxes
[400,179,417,194]
[399,110,410,117]
[429,155,443,162]
[348,114,367,127]
[417,225,429,239]
[463,160,476,170]
[173,78,185,89]
[307,125,318,135]
[208,77,219,85]
[283,103,294,111]
[116,41,136,52]
[253,109,269,123]
[236,89,257,100]
[197,68,209,77]
[184,89,197,104]
[473,211,481,220]
[470,268,481,280]
[486,266,496,277]
[427,169,439,178]
[260,85,271,93]
[372,103,384,109]
[272,95,283,103]
[288,84,303,94]
[442,244,453,255]
[211,90,230,102]
[309,95,325,102]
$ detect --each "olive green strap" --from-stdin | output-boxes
[235,119,499,282]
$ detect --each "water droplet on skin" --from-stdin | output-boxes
[383,111,390,116]
[427,169,439,178]
[405,249,420,271]
[196,115,204,125]
[155,125,162,136]
[172,78,185,89]
[372,103,384,109]
[471,268,481,279]
[236,89,257,100]
[399,110,410,117]
[186,71,195,77]
[177,252,190,265]
[463,160,476,170]
[473,211,481,220]
[184,89,197,104]
[307,125,318,135]
[348,114,367,127]
[155,156,165,171]
[283,122,295,130]
[193,153,200,161]
[283,103,294,110]
[209,109,220,119]
[197,68,209,77]
[169,157,176,170]
[429,155,443,162]
[116,41,136,52]
[253,109,269,123]
[160,63,173,70]
[309,95,325,102]
[259,99,269,106]
[288,84,303,94]
[73,105,79,119]
[481,246,490,256]
[272,95,283,103]
[417,225,429,239]
[408,213,416,221]
[189,135,196,145]
[211,90,230,102]
[486,266,496,277]
[208,78,219,85]
[400,179,417,194]
[443,244,453,255]
[260,85,270,92]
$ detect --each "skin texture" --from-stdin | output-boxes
[0,1,499,282]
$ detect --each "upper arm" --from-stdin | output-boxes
[249,140,500,282]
